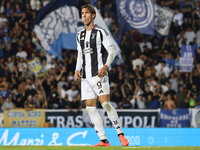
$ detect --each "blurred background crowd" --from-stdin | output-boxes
[0,0,200,112]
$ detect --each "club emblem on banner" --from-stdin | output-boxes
[195,110,200,127]
[119,0,154,29]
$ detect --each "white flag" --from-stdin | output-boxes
[154,4,174,36]
[94,7,124,65]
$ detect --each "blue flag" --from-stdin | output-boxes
[160,109,190,127]
[179,45,195,72]
[34,0,79,60]
[90,0,98,7]
[116,0,155,35]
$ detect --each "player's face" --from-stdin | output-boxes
[82,8,93,26]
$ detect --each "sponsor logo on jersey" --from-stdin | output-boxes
[83,48,93,54]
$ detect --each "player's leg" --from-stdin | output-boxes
[95,75,129,146]
[81,78,109,146]
[99,95,129,146]
[85,99,110,147]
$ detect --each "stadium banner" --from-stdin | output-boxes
[34,0,79,60]
[191,108,200,128]
[0,109,3,127]
[160,109,190,127]
[45,109,158,128]
[4,109,45,127]
[27,57,48,78]
[116,0,155,35]
[154,4,174,35]
[179,45,195,72]
[0,128,200,146]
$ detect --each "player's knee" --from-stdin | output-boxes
[101,101,113,112]
[86,106,97,114]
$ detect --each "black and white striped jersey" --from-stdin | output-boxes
[76,24,113,78]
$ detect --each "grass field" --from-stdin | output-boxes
[1,146,200,150]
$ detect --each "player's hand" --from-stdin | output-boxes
[98,65,108,77]
[74,70,81,80]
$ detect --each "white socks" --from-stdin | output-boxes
[101,101,123,135]
[86,102,123,141]
[86,106,107,140]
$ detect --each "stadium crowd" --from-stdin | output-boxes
[0,0,200,112]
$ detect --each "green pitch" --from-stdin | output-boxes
[1,146,200,150]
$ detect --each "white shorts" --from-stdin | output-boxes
[81,75,110,100]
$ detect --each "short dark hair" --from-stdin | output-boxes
[82,4,96,19]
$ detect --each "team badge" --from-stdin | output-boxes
[119,0,154,29]
[82,33,85,36]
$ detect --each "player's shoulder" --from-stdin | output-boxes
[94,24,109,36]
[76,29,85,42]
[77,29,85,36]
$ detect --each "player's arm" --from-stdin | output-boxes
[98,28,115,77]
[98,45,115,77]
[74,33,82,80]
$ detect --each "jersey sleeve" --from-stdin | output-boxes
[100,28,113,48]
[75,32,82,71]
[76,32,82,51]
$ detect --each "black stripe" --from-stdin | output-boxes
[95,25,109,36]
[80,30,86,78]
[99,31,107,65]
[101,44,107,65]
[90,29,98,77]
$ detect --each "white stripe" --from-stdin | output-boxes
[97,31,104,71]
[85,30,92,78]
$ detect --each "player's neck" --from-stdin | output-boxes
[85,22,95,31]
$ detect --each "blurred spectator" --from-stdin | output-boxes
[24,94,36,111]
[159,60,171,78]
[130,94,146,109]
[139,39,152,53]
[0,85,9,100]
[182,0,192,19]
[66,85,79,102]
[47,85,59,109]
[132,56,144,71]
[69,96,82,113]
[119,95,132,109]
[0,13,7,26]
[173,7,183,26]
[16,45,27,60]
[1,97,14,110]
[25,83,37,99]
[60,93,70,109]
[181,98,190,108]
[121,79,133,100]
[103,12,112,27]
[110,83,122,105]
[164,94,176,111]
[177,86,187,108]
[195,94,200,107]
[184,26,196,44]
[14,4,22,21]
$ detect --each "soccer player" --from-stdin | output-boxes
[74,4,129,147]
